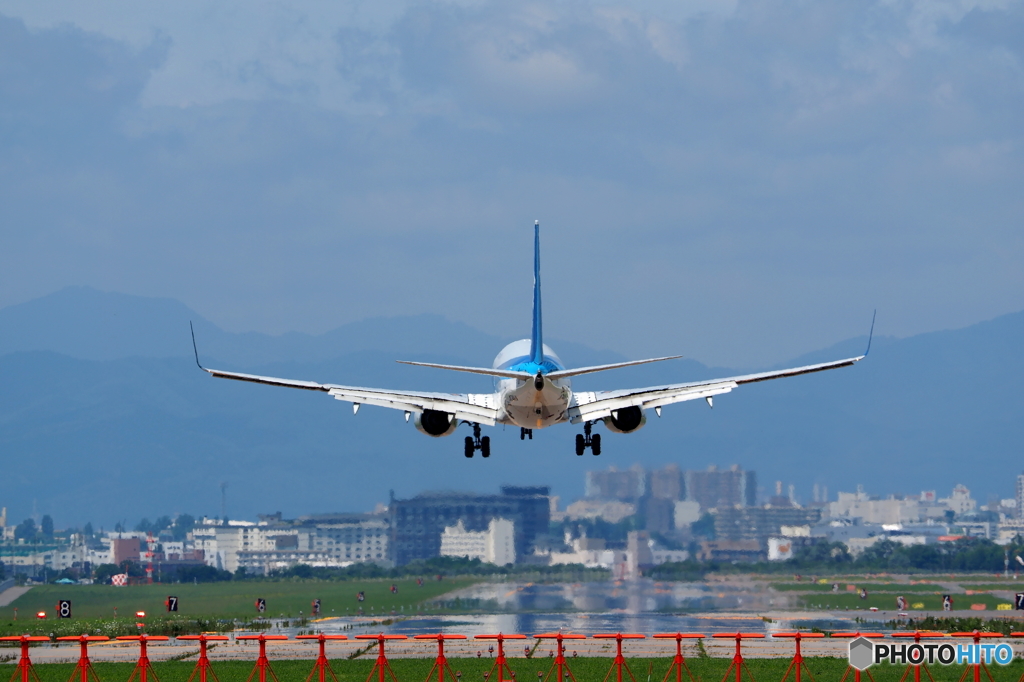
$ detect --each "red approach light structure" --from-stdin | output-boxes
[773,632,824,682]
[653,633,704,682]
[56,635,110,682]
[534,632,586,682]
[593,633,645,682]
[237,634,289,682]
[414,633,468,682]
[117,635,170,682]
[475,633,528,682]
[711,632,765,682]
[1011,632,1024,682]
[0,635,50,682]
[297,634,349,682]
[177,635,230,682]
[890,631,945,682]
[950,631,1002,682]
[355,634,409,682]
[831,632,885,682]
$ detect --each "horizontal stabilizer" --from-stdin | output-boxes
[545,355,682,380]
[396,361,531,379]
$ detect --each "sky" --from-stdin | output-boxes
[1,0,1022,368]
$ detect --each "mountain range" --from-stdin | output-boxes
[1,286,1022,529]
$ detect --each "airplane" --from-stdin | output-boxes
[192,222,871,458]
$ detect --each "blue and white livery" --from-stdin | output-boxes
[193,222,867,457]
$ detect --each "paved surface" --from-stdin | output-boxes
[0,586,32,608]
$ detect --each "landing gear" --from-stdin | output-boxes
[520,428,533,440]
[465,423,490,458]
[576,421,601,455]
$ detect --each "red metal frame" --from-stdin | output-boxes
[653,633,704,682]
[414,633,468,682]
[831,632,885,682]
[594,633,645,682]
[297,634,349,682]
[773,632,824,682]
[711,632,765,682]
[1010,633,1024,682]
[534,632,587,682]
[950,631,1002,682]
[355,633,409,682]
[117,635,170,682]
[56,635,110,682]
[475,633,528,682]
[0,635,50,682]
[177,635,229,682]
[237,633,289,682]
[891,631,944,682]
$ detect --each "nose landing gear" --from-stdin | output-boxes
[464,423,490,458]
[520,428,533,440]
[575,421,601,456]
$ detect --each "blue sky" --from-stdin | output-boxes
[1,0,1022,367]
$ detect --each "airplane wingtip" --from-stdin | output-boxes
[864,309,877,357]
[190,321,206,371]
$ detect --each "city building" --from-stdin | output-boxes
[563,499,636,524]
[194,514,391,574]
[714,505,822,552]
[585,466,647,502]
[389,486,550,565]
[1018,474,1024,520]
[684,465,756,510]
[440,518,515,565]
[648,464,684,500]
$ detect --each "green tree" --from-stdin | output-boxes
[41,515,54,538]
[691,513,716,539]
[83,522,94,538]
[14,518,36,541]
[172,514,196,541]
[94,563,120,584]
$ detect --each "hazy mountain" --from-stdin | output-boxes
[1,288,1021,529]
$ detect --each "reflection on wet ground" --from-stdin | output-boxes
[439,579,735,613]
[305,579,858,637]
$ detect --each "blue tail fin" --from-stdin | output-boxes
[530,220,543,365]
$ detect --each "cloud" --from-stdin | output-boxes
[0,0,1022,366]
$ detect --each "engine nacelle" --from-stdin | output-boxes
[414,409,458,437]
[603,406,647,434]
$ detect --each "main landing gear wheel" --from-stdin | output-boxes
[576,421,601,455]
[520,428,533,440]
[465,423,490,458]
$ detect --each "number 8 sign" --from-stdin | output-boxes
[58,600,71,618]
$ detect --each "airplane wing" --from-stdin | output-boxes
[567,355,863,424]
[196,367,499,425]
[190,323,498,424]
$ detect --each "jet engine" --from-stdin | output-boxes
[603,406,646,434]
[414,409,458,437]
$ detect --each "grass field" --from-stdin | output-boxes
[2,578,479,621]
[9,655,1024,682]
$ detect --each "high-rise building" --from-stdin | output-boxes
[585,465,647,501]
[684,465,756,510]
[1017,474,1024,520]
[648,464,684,500]
[389,486,549,565]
